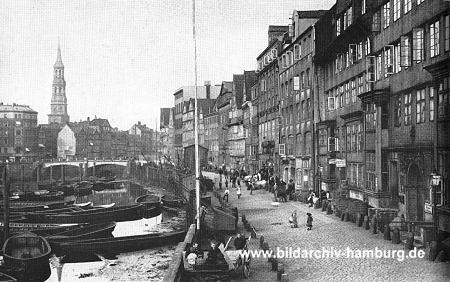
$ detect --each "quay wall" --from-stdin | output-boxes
[163,224,196,282]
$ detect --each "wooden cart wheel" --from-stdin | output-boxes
[243,262,250,278]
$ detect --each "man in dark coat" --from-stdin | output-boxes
[205,240,225,264]
[234,233,247,250]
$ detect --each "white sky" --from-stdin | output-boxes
[0,0,334,130]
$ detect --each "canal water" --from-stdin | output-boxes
[45,181,164,282]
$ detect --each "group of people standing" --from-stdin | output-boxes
[218,167,247,202]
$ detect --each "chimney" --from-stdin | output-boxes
[87,117,90,122]
[205,81,211,99]
[138,121,141,125]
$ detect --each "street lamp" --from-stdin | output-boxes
[430,170,442,239]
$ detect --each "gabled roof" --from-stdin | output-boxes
[233,74,245,109]
[243,71,257,102]
[268,25,289,32]
[90,118,111,128]
[296,10,328,19]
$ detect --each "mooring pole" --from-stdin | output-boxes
[3,165,11,242]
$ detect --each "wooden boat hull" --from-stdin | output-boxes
[92,181,109,191]
[2,233,52,282]
[52,230,186,255]
[22,205,146,224]
[135,194,161,209]
[161,195,185,208]
[0,272,17,282]
[46,222,117,242]
[1,199,75,212]
[1,222,83,236]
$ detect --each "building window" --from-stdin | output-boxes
[366,56,376,82]
[351,79,357,103]
[430,86,435,122]
[404,93,412,125]
[328,96,336,111]
[445,15,449,52]
[430,20,440,58]
[394,96,402,127]
[405,0,412,14]
[376,53,382,80]
[412,28,424,62]
[394,42,401,73]
[358,75,364,94]
[346,126,351,152]
[339,85,344,108]
[336,17,341,36]
[272,48,277,58]
[347,6,353,27]
[438,77,449,117]
[366,103,377,130]
[357,42,363,60]
[372,11,381,32]
[383,2,390,29]
[393,0,401,22]
[366,152,376,191]
[344,82,350,105]
[365,38,371,55]
[357,123,362,151]
[288,51,294,65]
[294,44,300,60]
[349,44,357,64]
[361,0,366,15]
[301,72,305,89]
[384,45,394,76]
[400,36,411,67]
[306,69,310,88]
[416,89,426,123]
[293,76,300,91]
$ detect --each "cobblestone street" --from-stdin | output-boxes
[202,172,450,281]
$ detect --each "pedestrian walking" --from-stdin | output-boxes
[225,178,228,189]
[223,188,229,202]
[236,186,242,199]
[306,213,313,230]
[218,180,222,190]
[289,210,298,228]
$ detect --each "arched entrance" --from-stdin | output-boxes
[405,163,424,221]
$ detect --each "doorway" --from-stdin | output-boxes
[405,163,424,221]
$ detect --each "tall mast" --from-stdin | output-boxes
[192,0,200,230]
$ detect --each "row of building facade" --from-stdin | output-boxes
[160,0,450,235]
[1,42,161,163]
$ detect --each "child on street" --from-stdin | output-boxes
[223,188,229,202]
[306,213,313,230]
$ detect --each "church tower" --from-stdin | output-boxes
[48,42,70,125]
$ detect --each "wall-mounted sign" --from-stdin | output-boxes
[424,202,433,214]
[329,159,346,167]
[349,190,364,201]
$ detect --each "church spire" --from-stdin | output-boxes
[49,42,69,125]
[54,40,64,68]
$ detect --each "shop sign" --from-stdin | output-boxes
[349,190,364,201]
[329,159,346,167]
[424,202,433,214]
